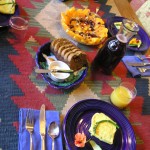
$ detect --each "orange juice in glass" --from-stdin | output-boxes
[110,82,137,109]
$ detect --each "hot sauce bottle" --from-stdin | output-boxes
[91,19,139,75]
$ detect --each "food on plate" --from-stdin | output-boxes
[89,113,119,144]
[61,7,108,45]
[0,0,16,14]
[128,38,142,48]
[50,38,88,71]
[74,133,102,149]
[74,132,86,147]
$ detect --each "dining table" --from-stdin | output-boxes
[0,0,150,150]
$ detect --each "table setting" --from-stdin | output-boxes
[18,105,63,150]
[122,55,150,77]
[0,0,150,150]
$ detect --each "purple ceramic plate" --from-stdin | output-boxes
[35,42,88,89]
[63,99,136,150]
[106,16,150,52]
[0,5,19,27]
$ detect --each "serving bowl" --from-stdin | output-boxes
[48,60,70,82]
[35,42,88,89]
[61,7,108,45]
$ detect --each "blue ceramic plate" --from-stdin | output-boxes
[0,5,19,27]
[106,16,150,52]
[35,42,88,89]
[63,99,136,150]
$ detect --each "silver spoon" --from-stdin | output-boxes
[48,121,60,150]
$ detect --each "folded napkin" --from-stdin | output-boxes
[18,108,63,150]
[122,55,150,77]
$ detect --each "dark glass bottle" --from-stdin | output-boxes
[91,19,139,75]
[91,34,127,75]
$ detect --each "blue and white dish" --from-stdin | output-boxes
[35,42,88,89]
[48,60,71,82]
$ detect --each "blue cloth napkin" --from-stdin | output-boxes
[122,55,150,77]
[18,108,63,150]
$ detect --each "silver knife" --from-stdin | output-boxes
[35,68,74,74]
[39,104,46,150]
[127,62,150,67]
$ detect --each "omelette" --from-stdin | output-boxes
[89,113,119,145]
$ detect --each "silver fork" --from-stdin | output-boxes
[137,67,150,73]
[26,109,34,150]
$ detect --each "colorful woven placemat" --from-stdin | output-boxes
[0,0,149,150]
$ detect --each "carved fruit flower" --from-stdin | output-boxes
[74,132,87,147]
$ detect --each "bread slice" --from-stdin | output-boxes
[50,38,88,71]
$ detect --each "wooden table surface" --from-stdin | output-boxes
[114,0,143,27]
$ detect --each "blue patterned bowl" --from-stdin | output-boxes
[35,42,88,89]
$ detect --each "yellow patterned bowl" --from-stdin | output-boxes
[61,7,108,45]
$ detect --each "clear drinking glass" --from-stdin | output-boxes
[110,82,137,109]
[117,19,139,42]
[9,16,28,40]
